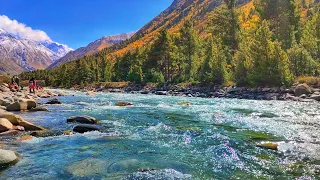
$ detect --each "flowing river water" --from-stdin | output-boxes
[1,90,320,179]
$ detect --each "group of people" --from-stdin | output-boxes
[9,76,42,93]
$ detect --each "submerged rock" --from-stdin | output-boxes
[257,142,278,151]
[67,116,98,124]
[115,102,133,107]
[66,158,108,177]
[73,125,100,133]
[0,118,13,133]
[0,149,19,169]
[46,98,62,105]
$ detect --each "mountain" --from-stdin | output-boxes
[48,32,135,69]
[0,28,72,75]
[92,0,251,59]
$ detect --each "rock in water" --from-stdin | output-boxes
[178,102,192,106]
[0,110,23,125]
[0,110,45,131]
[5,102,22,111]
[294,84,312,97]
[0,118,13,132]
[257,142,278,151]
[86,91,96,96]
[19,121,46,131]
[115,102,133,107]
[155,91,167,95]
[6,98,37,111]
[29,106,49,112]
[0,130,20,137]
[46,98,62,105]
[73,125,100,133]
[0,149,18,169]
[66,158,107,177]
[67,116,98,124]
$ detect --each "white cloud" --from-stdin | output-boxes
[0,15,51,42]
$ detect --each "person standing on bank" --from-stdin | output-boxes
[29,78,36,93]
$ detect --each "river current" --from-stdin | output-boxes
[1,90,320,179]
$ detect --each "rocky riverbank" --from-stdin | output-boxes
[0,83,66,169]
[79,82,320,102]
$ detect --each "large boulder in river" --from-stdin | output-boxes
[6,102,21,111]
[0,118,13,132]
[67,116,98,124]
[0,110,23,125]
[73,124,100,133]
[0,110,45,131]
[19,121,45,131]
[46,98,62,105]
[6,98,37,111]
[0,149,18,169]
[294,84,312,97]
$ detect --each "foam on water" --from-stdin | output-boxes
[2,91,320,179]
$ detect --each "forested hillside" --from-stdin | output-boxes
[20,0,320,88]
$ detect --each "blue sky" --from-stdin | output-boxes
[0,0,173,49]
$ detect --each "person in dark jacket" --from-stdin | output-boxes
[11,75,20,91]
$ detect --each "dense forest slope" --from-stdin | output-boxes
[21,0,320,88]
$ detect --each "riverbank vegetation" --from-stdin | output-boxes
[20,0,320,88]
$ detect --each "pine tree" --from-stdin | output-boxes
[178,20,199,81]
[146,30,177,82]
[301,10,320,61]
[255,0,301,49]
[287,45,318,76]
[236,20,293,86]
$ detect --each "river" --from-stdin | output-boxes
[1,90,320,179]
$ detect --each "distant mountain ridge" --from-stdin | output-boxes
[48,32,135,69]
[0,28,72,74]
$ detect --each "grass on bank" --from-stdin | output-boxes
[296,76,320,88]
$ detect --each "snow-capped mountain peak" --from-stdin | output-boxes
[0,28,6,34]
[40,40,73,60]
[0,29,73,74]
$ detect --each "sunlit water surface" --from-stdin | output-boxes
[1,90,320,179]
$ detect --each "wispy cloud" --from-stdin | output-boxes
[0,15,51,41]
